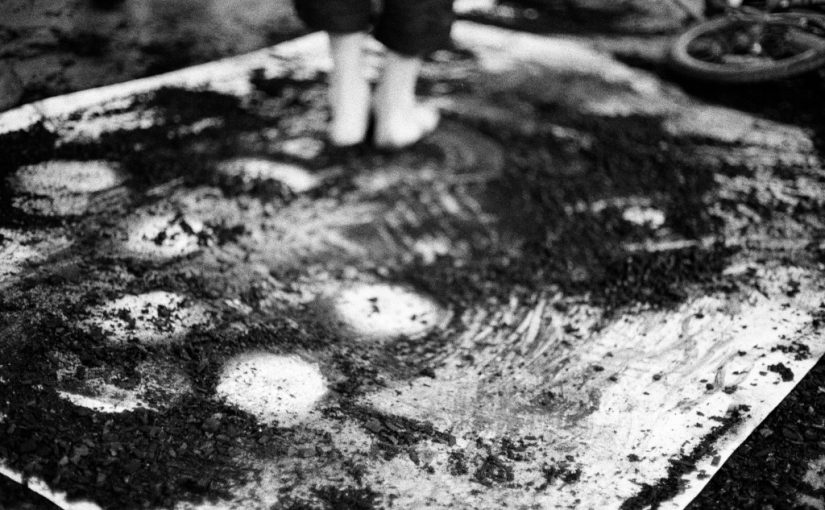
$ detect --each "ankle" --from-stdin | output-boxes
[327,32,371,146]
[328,83,370,146]
[374,51,420,108]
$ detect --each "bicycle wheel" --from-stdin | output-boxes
[668,12,825,82]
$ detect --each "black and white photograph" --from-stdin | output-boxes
[1,0,825,508]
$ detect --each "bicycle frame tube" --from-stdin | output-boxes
[772,0,825,8]
[730,0,825,10]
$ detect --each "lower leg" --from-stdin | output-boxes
[373,50,439,149]
[328,32,371,146]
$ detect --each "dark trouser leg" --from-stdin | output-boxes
[293,0,373,146]
[373,0,455,56]
[292,0,373,34]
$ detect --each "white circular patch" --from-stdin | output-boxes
[276,137,325,160]
[56,359,191,413]
[11,160,125,194]
[82,291,210,345]
[412,237,452,265]
[9,160,126,216]
[622,206,666,229]
[216,157,320,193]
[329,283,447,341]
[216,353,327,427]
[123,213,205,259]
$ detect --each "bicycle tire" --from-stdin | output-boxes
[669,13,825,82]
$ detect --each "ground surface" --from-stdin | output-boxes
[0,0,305,110]
[1,1,825,510]
[0,0,703,110]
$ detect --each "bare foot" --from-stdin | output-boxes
[374,103,439,149]
[372,50,439,149]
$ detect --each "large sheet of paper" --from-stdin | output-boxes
[1,22,823,510]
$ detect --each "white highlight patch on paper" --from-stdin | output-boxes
[81,291,210,345]
[276,137,326,160]
[8,160,126,216]
[622,206,666,228]
[123,213,205,259]
[327,282,448,341]
[216,353,327,427]
[216,157,321,193]
[11,160,125,194]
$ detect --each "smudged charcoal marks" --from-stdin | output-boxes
[276,485,380,510]
[474,454,515,486]
[688,355,825,509]
[250,69,326,105]
[448,450,470,476]
[400,112,735,312]
[0,318,264,507]
[768,363,795,382]
[0,293,359,508]
[537,459,583,490]
[621,405,750,510]
[343,404,455,461]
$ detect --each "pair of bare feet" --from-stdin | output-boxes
[327,33,440,149]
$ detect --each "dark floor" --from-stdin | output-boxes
[0,0,304,109]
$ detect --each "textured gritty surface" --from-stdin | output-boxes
[0,0,304,109]
[2,21,825,509]
[0,0,703,111]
